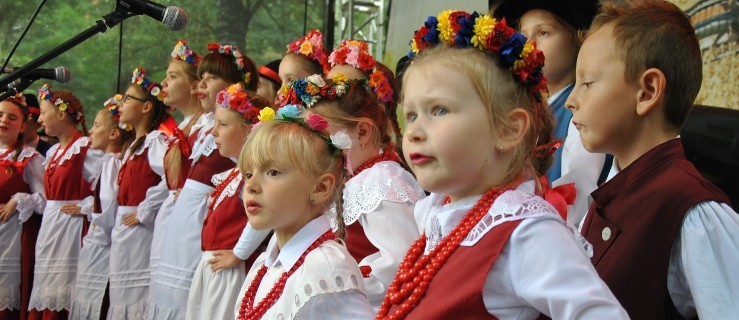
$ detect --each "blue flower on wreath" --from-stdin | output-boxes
[499,33,527,67]
[277,104,302,119]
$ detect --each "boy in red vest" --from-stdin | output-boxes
[566,1,739,319]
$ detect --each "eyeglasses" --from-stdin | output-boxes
[122,94,146,103]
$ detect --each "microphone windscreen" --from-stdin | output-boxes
[55,67,72,83]
[163,6,188,31]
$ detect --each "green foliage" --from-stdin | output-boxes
[0,0,327,127]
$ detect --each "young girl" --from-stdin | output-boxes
[28,84,103,319]
[69,95,133,320]
[234,107,373,319]
[0,94,45,320]
[493,0,608,225]
[280,74,424,309]
[109,68,170,319]
[149,44,259,319]
[276,30,330,97]
[150,40,203,280]
[186,84,271,320]
[375,11,627,319]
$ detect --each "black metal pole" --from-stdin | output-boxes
[0,10,132,88]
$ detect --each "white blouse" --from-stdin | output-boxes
[3,146,45,221]
[416,181,629,319]
[235,215,374,320]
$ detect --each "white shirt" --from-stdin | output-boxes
[583,157,739,319]
[235,215,373,319]
[416,181,629,319]
[3,146,45,222]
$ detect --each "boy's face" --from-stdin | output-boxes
[519,9,578,91]
[566,25,640,155]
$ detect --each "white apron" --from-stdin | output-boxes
[0,214,22,311]
[147,179,211,320]
[108,206,153,320]
[70,223,110,320]
[149,190,177,280]
[185,251,245,320]
[29,200,84,312]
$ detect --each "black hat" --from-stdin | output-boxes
[258,59,282,86]
[23,93,40,120]
[492,0,599,31]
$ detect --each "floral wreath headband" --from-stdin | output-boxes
[216,83,263,124]
[277,73,363,109]
[256,105,351,157]
[4,92,28,108]
[38,84,84,123]
[103,94,133,131]
[287,29,331,74]
[329,40,395,104]
[131,67,165,101]
[410,10,547,101]
[207,43,252,85]
[171,40,202,67]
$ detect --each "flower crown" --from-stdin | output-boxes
[206,43,252,85]
[131,67,165,101]
[329,40,395,104]
[171,40,202,66]
[38,83,84,122]
[216,83,263,124]
[256,105,351,157]
[103,94,133,131]
[286,30,331,74]
[4,92,27,107]
[410,10,547,100]
[277,73,359,109]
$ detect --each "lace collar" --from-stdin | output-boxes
[209,167,243,210]
[43,136,91,168]
[1,145,39,162]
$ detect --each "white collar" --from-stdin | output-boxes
[547,83,574,104]
[264,215,331,270]
[179,114,193,129]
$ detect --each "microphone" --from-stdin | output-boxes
[3,66,71,88]
[116,0,188,31]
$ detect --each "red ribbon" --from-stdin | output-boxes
[538,176,576,220]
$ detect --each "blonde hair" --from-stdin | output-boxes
[164,59,203,188]
[403,45,555,185]
[238,120,347,238]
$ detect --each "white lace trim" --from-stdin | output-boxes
[44,137,91,168]
[190,121,216,163]
[423,189,593,256]
[13,193,41,223]
[341,162,425,225]
[130,130,166,158]
[0,294,20,311]
[29,286,72,311]
[209,168,242,210]
[78,196,94,216]
[0,146,39,163]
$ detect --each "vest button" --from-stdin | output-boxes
[601,227,612,241]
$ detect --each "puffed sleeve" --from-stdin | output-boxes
[233,222,272,260]
[135,132,169,226]
[667,201,739,319]
[82,148,104,184]
[14,153,47,223]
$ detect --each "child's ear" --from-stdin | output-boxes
[310,172,336,206]
[636,68,666,116]
[355,120,373,148]
[498,108,531,152]
[142,101,154,114]
[109,127,121,141]
[190,80,199,95]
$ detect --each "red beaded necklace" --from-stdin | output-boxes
[352,149,402,177]
[207,168,240,213]
[238,230,336,320]
[376,186,512,319]
[46,131,83,178]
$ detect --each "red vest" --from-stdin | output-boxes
[581,139,730,320]
[201,179,247,251]
[188,151,234,187]
[118,147,162,206]
[0,154,32,202]
[391,220,521,320]
[44,142,92,200]
[344,222,379,262]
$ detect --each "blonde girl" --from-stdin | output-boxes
[234,106,373,319]
[375,10,627,319]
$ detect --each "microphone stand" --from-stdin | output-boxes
[0,79,36,101]
[0,10,134,88]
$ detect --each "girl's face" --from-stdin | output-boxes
[118,85,149,127]
[402,63,506,202]
[519,9,578,90]
[256,76,277,105]
[198,72,230,113]
[161,61,198,109]
[242,160,321,237]
[89,110,114,151]
[278,54,315,85]
[0,101,26,147]
[212,107,251,158]
[38,100,65,138]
